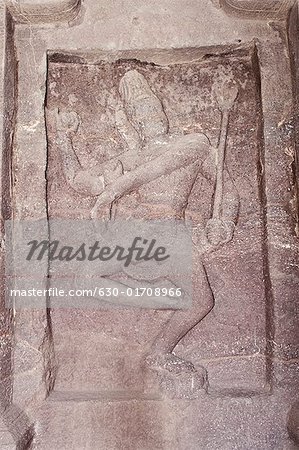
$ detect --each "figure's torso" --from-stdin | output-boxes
[113,134,213,220]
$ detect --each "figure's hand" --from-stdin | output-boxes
[56,109,80,134]
[90,163,123,219]
[90,186,116,220]
[103,160,124,184]
[205,218,235,247]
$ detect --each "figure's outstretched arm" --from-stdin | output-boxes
[52,108,142,196]
[57,129,107,196]
[47,108,81,184]
[56,130,81,185]
[51,109,106,196]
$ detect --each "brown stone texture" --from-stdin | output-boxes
[0,0,298,448]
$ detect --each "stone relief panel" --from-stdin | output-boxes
[0,0,297,447]
[44,45,268,399]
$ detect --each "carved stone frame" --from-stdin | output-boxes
[0,0,298,446]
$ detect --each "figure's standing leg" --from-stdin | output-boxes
[146,256,214,374]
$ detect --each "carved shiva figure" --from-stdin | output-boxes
[52,69,239,386]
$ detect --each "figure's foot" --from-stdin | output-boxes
[144,352,208,399]
[145,352,196,375]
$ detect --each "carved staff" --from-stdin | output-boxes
[212,85,238,219]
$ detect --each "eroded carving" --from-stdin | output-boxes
[48,69,240,398]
